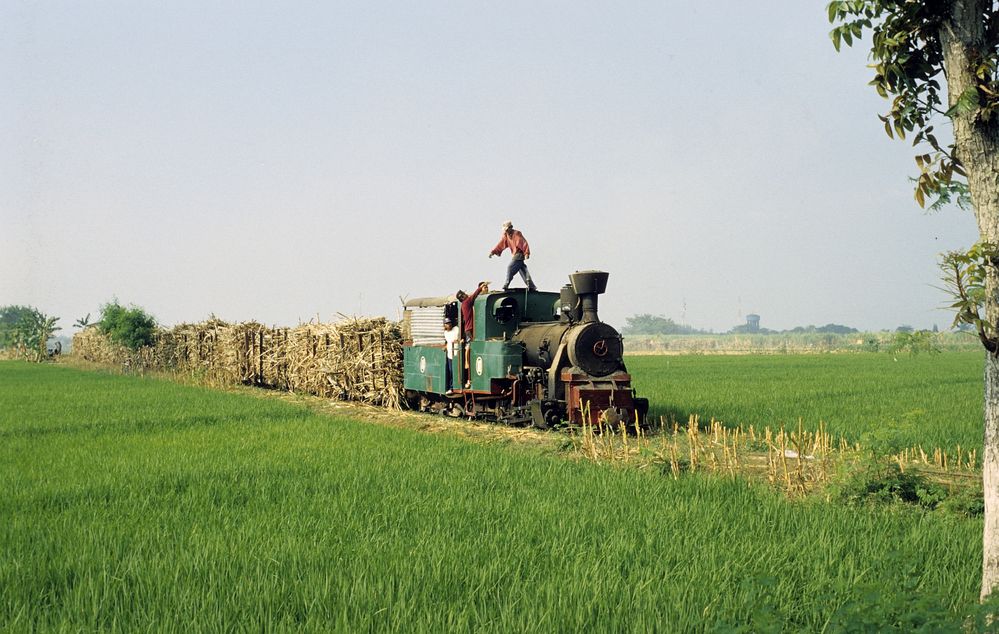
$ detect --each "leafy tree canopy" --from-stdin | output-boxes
[0,305,61,361]
[0,305,38,346]
[98,301,157,350]
[829,0,982,208]
[621,314,707,336]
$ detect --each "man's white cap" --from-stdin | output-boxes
[501,220,513,229]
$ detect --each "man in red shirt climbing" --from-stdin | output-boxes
[455,281,488,388]
[489,221,537,292]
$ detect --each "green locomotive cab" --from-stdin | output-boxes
[402,289,559,397]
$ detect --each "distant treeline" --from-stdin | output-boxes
[621,313,938,337]
[620,314,709,335]
[623,331,980,355]
[730,323,859,335]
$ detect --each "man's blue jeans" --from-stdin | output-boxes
[505,256,536,290]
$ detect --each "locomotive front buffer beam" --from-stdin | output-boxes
[561,368,648,427]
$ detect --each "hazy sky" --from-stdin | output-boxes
[1,1,980,333]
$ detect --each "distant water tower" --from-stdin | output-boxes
[745,314,761,333]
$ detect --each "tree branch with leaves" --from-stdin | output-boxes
[942,242,999,353]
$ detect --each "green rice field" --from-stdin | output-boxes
[628,352,983,452]
[0,358,988,631]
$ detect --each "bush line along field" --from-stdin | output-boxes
[627,352,984,453]
[0,361,986,631]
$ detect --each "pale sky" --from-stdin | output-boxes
[1,1,980,333]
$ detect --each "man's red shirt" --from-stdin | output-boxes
[490,230,531,258]
[461,285,483,336]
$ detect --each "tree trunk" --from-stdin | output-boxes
[940,0,999,600]
[986,354,999,598]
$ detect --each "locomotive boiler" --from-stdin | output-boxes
[402,270,648,428]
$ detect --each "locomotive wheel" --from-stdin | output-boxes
[544,408,562,428]
[417,394,432,413]
[531,403,562,430]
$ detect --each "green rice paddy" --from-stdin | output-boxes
[0,358,986,631]
[628,352,983,452]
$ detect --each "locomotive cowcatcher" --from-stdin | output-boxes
[402,270,648,428]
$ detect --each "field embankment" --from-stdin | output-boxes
[0,361,985,631]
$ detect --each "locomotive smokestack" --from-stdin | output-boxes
[569,270,609,323]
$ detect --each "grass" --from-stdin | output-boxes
[0,360,986,631]
[627,352,984,452]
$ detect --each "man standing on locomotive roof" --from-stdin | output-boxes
[489,221,537,291]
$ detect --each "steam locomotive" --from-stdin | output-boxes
[402,270,648,428]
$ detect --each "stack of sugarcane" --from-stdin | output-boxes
[73,326,133,366]
[71,316,405,408]
[285,318,404,408]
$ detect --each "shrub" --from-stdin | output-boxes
[863,335,881,352]
[98,301,157,350]
[833,462,944,509]
[887,330,941,356]
[938,483,985,518]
